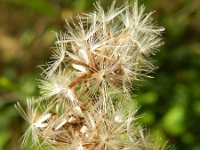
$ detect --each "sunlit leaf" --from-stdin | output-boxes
[162,106,185,135]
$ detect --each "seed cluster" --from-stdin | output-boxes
[16,1,165,150]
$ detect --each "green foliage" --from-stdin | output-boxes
[0,0,200,149]
[136,0,200,149]
[162,105,186,135]
[9,0,58,16]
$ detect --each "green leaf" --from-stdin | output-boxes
[140,111,155,125]
[0,76,17,91]
[162,105,185,135]
[9,0,58,16]
[0,131,10,150]
[192,101,200,115]
[139,92,158,104]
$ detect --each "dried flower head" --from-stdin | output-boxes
[16,1,166,150]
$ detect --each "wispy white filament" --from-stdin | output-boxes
[16,1,165,149]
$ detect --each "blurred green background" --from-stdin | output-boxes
[0,0,200,149]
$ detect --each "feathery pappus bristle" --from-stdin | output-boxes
[16,1,166,149]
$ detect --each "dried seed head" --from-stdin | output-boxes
[16,1,166,149]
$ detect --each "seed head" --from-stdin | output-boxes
[17,1,166,149]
